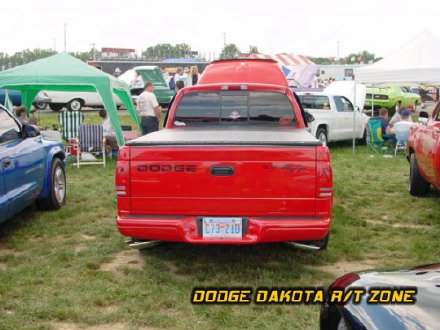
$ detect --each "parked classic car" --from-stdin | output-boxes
[0,104,66,223]
[320,264,440,330]
[0,89,52,109]
[407,101,440,196]
[42,91,123,112]
[364,86,421,115]
[118,66,175,105]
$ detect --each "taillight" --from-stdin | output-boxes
[115,147,130,197]
[316,146,333,218]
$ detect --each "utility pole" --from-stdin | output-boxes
[63,23,67,53]
[337,40,340,63]
[90,43,96,60]
[223,32,226,47]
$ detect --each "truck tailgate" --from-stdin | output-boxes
[124,127,321,217]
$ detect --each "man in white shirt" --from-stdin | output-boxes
[137,81,162,134]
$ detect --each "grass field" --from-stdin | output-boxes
[0,113,439,330]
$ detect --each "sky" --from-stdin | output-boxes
[2,0,440,59]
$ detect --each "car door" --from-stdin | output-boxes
[0,107,45,220]
[334,96,359,139]
[0,160,6,222]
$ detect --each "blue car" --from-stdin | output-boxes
[0,104,66,223]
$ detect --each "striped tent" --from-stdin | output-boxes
[248,53,314,66]
[248,53,318,88]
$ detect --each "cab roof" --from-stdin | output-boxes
[198,59,289,87]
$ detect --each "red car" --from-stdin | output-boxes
[115,59,333,250]
[408,102,440,196]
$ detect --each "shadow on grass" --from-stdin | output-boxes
[137,241,330,285]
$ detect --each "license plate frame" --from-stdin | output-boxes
[197,217,248,238]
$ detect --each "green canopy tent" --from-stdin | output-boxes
[0,53,139,146]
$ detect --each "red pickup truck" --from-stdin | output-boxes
[116,59,333,250]
[408,102,440,196]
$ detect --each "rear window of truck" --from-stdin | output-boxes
[174,91,296,126]
[298,95,331,110]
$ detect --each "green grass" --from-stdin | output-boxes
[0,114,439,330]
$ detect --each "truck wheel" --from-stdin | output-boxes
[409,153,430,196]
[316,128,328,146]
[49,103,64,111]
[66,99,83,111]
[36,158,66,210]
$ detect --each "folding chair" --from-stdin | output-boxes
[58,110,85,141]
[72,124,106,167]
[367,119,395,154]
[393,122,411,157]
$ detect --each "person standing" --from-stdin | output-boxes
[163,80,185,127]
[187,66,200,87]
[173,67,184,85]
[130,71,145,89]
[137,81,162,135]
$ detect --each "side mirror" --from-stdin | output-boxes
[22,124,40,138]
[304,111,315,123]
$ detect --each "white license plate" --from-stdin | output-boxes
[202,217,242,238]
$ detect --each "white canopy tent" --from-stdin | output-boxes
[356,30,440,86]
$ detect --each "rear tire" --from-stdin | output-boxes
[66,99,83,111]
[36,158,66,210]
[49,103,64,111]
[409,153,430,196]
[316,128,328,146]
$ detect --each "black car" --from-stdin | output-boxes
[321,264,440,330]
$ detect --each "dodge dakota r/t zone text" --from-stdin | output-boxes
[115,59,333,250]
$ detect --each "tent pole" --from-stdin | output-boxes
[352,80,357,154]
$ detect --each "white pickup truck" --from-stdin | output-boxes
[297,84,369,145]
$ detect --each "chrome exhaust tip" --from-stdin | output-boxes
[282,241,322,251]
[126,239,162,249]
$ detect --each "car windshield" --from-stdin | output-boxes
[174,91,296,126]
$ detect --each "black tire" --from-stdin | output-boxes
[316,127,328,146]
[36,158,66,210]
[33,101,48,110]
[66,99,83,111]
[409,153,430,196]
[49,103,64,111]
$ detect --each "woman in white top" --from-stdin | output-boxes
[186,66,200,87]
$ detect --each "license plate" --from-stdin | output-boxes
[202,217,242,238]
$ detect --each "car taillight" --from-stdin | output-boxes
[316,146,333,218]
[115,147,130,197]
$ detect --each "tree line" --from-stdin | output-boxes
[0,49,98,70]
[0,46,381,71]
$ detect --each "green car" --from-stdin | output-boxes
[364,86,421,115]
[122,66,175,105]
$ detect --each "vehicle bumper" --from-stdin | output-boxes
[116,215,331,244]
[364,100,391,109]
